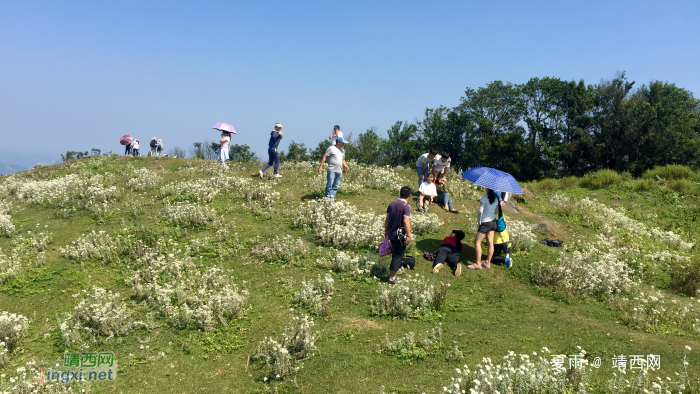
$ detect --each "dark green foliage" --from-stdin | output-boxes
[60,151,89,162]
[279,140,309,162]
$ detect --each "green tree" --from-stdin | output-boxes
[228,144,256,162]
[311,140,332,161]
[280,141,309,163]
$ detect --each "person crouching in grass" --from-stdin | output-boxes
[416,173,437,212]
[430,230,465,276]
[492,227,513,268]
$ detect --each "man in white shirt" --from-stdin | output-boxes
[417,173,438,212]
[317,137,350,200]
[415,149,438,186]
[431,152,451,177]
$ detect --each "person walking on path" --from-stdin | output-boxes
[156,139,163,157]
[149,137,157,156]
[259,123,283,178]
[468,188,500,269]
[328,125,344,146]
[431,152,451,178]
[430,230,465,276]
[124,142,132,156]
[317,137,349,200]
[132,139,141,156]
[219,132,231,165]
[384,186,413,285]
[415,149,437,186]
[435,173,458,213]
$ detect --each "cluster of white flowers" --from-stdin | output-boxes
[164,202,219,227]
[127,167,163,191]
[248,235,310,265]
[161,178,220,202]
[371,275,449,318]
[60,230,121,264]
[380,324,442,360]
[126,254,248,331]
[292,274,334,316]
[0,201,14,236]
[0,360,91,392]
[0,311,29,354]
[2,173,120,206]
[316,250,382,278]
[576,197,694,250]
[505,219,537,252]
[0,227,50,284]
[306,172,365,195]
[410,212,444,234]
[445,171,480,200]
[533,235,637,298]
[252,314,318,381]
[279,161,317,171]
[59,287,136,348]
[442,347,590,394]
[292,199,384,249]
[616,291,700,335]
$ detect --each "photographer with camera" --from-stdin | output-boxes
[384,186,413,285]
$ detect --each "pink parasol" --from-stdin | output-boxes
[212,122,236,134]
[120,135,133,145]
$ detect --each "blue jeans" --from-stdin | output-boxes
[262,147,280,174]
[416,165,430,185]
[436,192,453,210]
[325,171,342,198]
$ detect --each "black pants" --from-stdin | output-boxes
[434,245,460,270]
[390,239,407,271]
[491,243,510,265]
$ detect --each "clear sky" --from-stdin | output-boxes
[1,0,699,168]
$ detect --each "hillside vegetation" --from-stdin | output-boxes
[1,156,700,393]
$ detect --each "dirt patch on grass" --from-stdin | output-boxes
[337,317,384,330]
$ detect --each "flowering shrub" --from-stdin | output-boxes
[248,235,310,265]
[0,311,29,352]
[126,254,248,331]
[379,324,442,360]
[445,171,480,200]
[161,178,220,202]
[60,230,121,264]
[410,213,443,234]
[127,168,163,191]
[0,201,14,237]
[615,291,700,336]
[164,202,219,227]
[252,315,318,380]
[371,276,449,318]
[0,228,50,284]
[532,235,637,298]
[345,163,406,192]
[442,347,591,394]
[317,250,385,279]
[59,287,136,348]
[0,360,91,392]
[445,345,465,362]
[306,173,365,196]
[291,199,384,249]
[292,274,334,316]
[506,219,537,252]
[279,161,316,171]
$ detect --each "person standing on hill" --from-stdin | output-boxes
[416,149,437,186]
[149,137,158,157]
[219,132,231,165]
[329,125,344,146]
[156,139,163,157]
[132,139,141,156]
[259,123,283,178]
[431,152,451,178]
[469,188,500,269]
[124,141,132,156]
[384,186,413,285]
[317,137,349,200]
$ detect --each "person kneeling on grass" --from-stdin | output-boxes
[429,230,465,276]
[491,228,513,268]
[417,173,437,212]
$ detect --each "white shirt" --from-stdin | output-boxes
[416,153,432,167]
[418,182,437,197]
[220,135,231,148]
[432,156,450,172]
[331,131,344,146]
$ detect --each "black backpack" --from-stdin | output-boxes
[150,139,157,147]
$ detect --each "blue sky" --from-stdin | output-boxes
[1,0,699,168]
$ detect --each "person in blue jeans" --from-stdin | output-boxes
[435,172,458,213]
[415,149,437,186]
[259,123,284,178]
[317,137,349,199]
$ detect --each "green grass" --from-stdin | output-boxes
[1,157,700,393]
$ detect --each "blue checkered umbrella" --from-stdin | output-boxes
[461,166,524,194]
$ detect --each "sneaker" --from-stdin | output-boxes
[449,208,459,214]
[505,257,513,268]
[258,170,264,177]
[416,202,424,212]
[274,174,282,178]
[454,263,462,277]
[432,263,444,274]
[388,278,405,285]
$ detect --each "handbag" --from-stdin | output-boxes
[495,198,507,232]
[379,237,393,257]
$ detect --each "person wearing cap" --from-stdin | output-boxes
[317,137,349,200]
[132,139,140,156]
[328,125,344,146]
[259,123,283,178]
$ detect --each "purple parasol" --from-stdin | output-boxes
[212,122,236,134]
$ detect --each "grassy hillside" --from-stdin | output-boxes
[1,156,699,393]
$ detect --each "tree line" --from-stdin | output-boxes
[284,72,700,181]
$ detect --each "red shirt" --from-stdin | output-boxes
[442,236,462,251]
